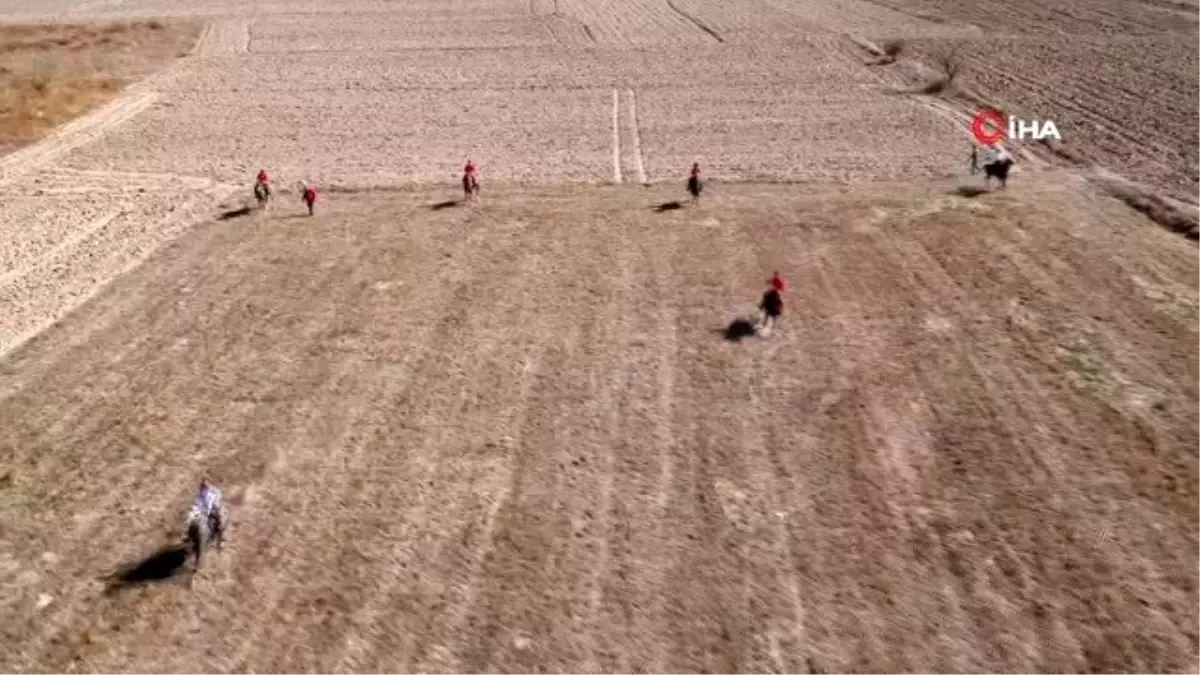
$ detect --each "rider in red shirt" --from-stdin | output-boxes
[687,162,702,201]
[253,169,271,204]
[759,271,786,335]
[462,160,479,199]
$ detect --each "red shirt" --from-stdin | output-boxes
[690,164,700,177]
[257,171,269,183]
[302,186,317,201]
[769,273,786,293]
[464,163,477,177]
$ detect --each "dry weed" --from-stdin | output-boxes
[920,46,961,94]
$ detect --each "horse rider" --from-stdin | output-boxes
[687,162,702,201]
[978,143,1014,189]
[254,168,271,202]
[462,160,479,199]
[191,478,226,540]
[759,271,786,335]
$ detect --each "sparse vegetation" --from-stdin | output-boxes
[919,46,961,94]
[865,38,905,65]
[0,20,199,151]
[1097,176,1200,239]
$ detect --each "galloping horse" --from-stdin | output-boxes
[463,173,479,200]
[186,506,224,570]
[254,182,271,209]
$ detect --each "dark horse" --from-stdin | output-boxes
[254,182,271,209]
[687,175,702,201]
[984,159,1013,189]
[186,508,224,570]
[463,174,479,200]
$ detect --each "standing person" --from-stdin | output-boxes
[300,181,318,216]
[687,162,702,202]
[462,160,479,201]
[759,271,786,336]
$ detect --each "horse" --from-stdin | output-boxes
[254,182,271,209]
[185,506,224,570]
[984,159,1013,189]
[463,174,479,201]
[687,175,702,201]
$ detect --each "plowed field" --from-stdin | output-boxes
[1,179,1197,672]
[0,0,1196,671]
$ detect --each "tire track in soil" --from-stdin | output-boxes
[193,18,250,57]
[583,214,657,667]
[653,198,777,671]
[664,0,724,42]
[623,88,648,184]
[220,206,501,672]
[0,92,158,185]
[442,206,634,672]
[323,220,553,672]
[611,89,623,183]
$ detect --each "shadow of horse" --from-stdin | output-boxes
[102,544,191,594]
[719,318,758,342]
[219,206,254,220]
[430,200,460,211]
[654,201,684,212]
[953,185,989,198]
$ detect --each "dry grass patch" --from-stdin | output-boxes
[0,20,200,153]
[0,73,126,144]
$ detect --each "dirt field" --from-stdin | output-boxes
[0,0,1197,671]
[0,179,1197,672]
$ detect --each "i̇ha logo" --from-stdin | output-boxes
[971,108,1062,144]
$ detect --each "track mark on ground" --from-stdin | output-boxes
[194,18,250,56]
[0,92,158,185]
[625,89,648,184]
[611,89,623,183]
[664,0,724,42]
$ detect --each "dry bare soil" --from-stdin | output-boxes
[0,178,1196,672]
[0,0,1197,672]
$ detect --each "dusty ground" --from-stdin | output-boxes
[0,178,1197,673]
[0,0,1196,671]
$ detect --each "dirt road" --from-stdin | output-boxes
[0,179,1195,672]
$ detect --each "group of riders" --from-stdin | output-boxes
[247,159,701,214]
[247,140,1010,218]
[193,148,1010,566]
[253,169,319,215]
